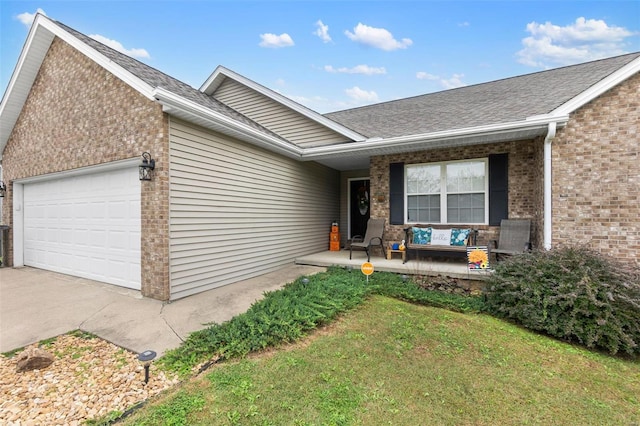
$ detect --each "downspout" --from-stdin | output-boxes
[543,122,557,250]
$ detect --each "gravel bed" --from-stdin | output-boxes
[0,333,179,425]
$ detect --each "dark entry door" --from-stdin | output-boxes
[350,179,370,239]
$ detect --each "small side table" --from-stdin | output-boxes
[386,248,406,262]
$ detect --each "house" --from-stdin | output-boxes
[1,14,638,301]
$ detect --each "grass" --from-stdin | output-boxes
[122,295,640,425]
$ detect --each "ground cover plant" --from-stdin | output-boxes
[158,267,483,377]
[485,247,640,355]
[122,296,640,425]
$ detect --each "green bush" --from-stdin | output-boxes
[160,267,486,375]
[484,247,640,355]
[160,267,370,374]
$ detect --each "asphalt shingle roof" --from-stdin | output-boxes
[57,19,639,144]
[57,21,285,142]
[324,53,640,139]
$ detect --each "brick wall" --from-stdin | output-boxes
[1,37,171,299]
[552,72,639,266]
[369,140,539,247]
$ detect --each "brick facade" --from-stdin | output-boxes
[363,72,639,267]
[552,72,639,266]
[369,139,539,248]
[1,38,171,299]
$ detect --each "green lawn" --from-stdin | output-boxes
[122,296,640,425]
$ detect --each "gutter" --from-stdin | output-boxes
[154,88,304,160]
[543,122,557,250]
[303,115,568,159]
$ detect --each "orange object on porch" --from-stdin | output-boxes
[329,221,340,251]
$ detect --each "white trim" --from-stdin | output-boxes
[552,56,640,116]
[14,158,140,184]
[0,14,156,156]
[200,66,367,142]
[405,158,489,225]
[302,115,569,159]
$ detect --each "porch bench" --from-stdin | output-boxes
[403,225,477,264]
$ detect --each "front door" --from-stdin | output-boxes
[349,179,370,239]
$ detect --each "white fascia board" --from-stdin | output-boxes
[154,87,303,159]
[552,56,640,116]
[200,66,367,142]
[0,14,54,156]
[38,17,156,100]
[302,115,569,159]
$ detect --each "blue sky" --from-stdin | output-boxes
[1,1,639,113]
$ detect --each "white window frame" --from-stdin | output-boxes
[405,158,489,225]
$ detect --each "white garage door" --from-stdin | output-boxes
[23,167,141,289]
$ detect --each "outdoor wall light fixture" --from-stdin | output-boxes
[139,152,155,181]
[137,349,157,384]
[0,181,6,198]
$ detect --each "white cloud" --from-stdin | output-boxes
[16,8,46,28]
[89,34,150,59]
[344,23,412,51]
[416,72,439,81]
[517,17,635,68]
[259,33,295,48]
[314,20,331,43]
[324,64,386,75]
[440,74,466,89]
[417,72,466,89]
[345,86,379,103]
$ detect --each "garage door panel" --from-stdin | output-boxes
[24,167,141,290]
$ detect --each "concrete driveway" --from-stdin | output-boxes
[0,265,324,356]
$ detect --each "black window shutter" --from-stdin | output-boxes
[489,153,508,226]
[389,162,404,225]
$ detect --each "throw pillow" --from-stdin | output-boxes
[430,228,452,246]
[450,228,471,246]
[412,227,432,244]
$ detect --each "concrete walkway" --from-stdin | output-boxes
[0,265,325,356]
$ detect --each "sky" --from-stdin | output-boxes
[1,1,639,113]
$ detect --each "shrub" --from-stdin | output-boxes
[484,247,640,355]
[160,267,371,374]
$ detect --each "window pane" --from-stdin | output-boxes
[408,195,440,223]
[407,165,440,194]
[447,194,485,223]
[446,162,485,193]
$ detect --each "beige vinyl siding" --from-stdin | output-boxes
[213,78,351,148]
[169,118,339,300]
